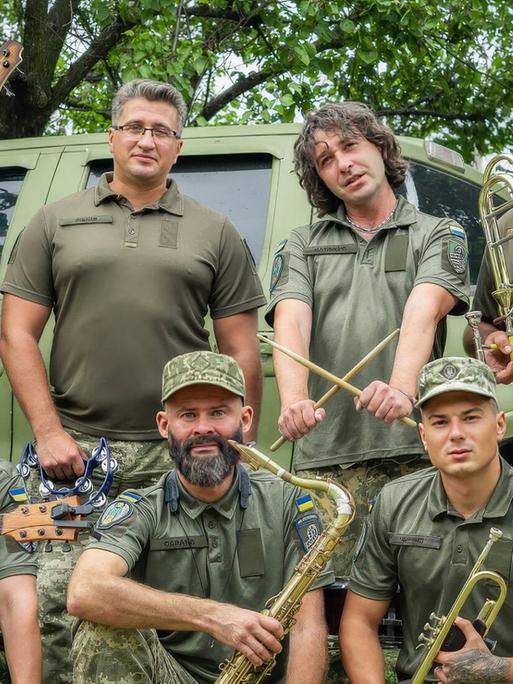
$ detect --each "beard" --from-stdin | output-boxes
[168,428,243,487]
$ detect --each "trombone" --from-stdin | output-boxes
[478,155,513,360]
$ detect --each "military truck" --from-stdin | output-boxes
[0,124,511,467]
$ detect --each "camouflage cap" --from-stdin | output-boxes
[161,351,245,402]
[416,357,497,408]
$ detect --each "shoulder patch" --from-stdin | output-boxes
[275,239,287,254]
[296,494,314,512]
[270,254,284,293]
[445,238,468,274]
[449,226,466,240]
[295,512,321,552]
[97,500,134,530]
[9,486,28,503]
[118,490,142,503]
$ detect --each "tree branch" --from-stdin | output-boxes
[50,14,137,107]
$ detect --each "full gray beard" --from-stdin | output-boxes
[168,428,243,487]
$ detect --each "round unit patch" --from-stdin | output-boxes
[97,500,133,529]
[442,363,458,380]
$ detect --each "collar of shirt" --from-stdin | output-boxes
[325,195,418,231]
[94,172,185,216]
[428,457,513,521]
[175,470,240,521]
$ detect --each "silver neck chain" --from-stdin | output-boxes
[346,202,397,234]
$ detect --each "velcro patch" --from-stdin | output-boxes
[449,225,466,240]
[118,490,142,503]
[270,253,290,293]
[296,494,314,512]
[59,215,113,226]
[389,533,441,549]
[445,238,468,275]
[9,486,28,503]
[97,500,133,530]
[295,512,321,552]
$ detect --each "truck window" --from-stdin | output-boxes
[0,168,26,258]
[87,154,273,267]
[400,162,484,287]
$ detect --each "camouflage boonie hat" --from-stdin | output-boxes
[161,351,245,402]
[416,357,496,408]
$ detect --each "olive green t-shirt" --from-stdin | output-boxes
[473,210,513,326]
[265,197,470,469]
[350,461,513,681]
[89,467,335,683]
[2,174,266,439]
[0,461,38,579]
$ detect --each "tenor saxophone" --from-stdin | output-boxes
[215,441,354,684]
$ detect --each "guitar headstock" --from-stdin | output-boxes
[0,40,23,94]
[0,495,94,543]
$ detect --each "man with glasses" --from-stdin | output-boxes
[0,79,266,683]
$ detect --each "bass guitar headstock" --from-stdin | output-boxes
[0,495,96,544]
[0,40,23,94]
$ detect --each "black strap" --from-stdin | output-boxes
[164,464,252,513]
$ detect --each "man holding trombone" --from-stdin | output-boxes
[340,357,513,683]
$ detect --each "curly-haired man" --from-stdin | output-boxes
[265,102,470,575]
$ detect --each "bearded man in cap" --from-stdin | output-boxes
[67,351,333,684]
[340,357,513,683]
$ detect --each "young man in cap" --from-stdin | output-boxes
[68,351,333,683]
[340,357,513,683]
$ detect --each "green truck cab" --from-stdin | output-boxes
[0,125,511,466]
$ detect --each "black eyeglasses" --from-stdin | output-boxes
[113,123,180,140]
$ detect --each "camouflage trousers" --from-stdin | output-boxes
[27,430,173,684]
[72,622,197,684]
[296,454,428,579]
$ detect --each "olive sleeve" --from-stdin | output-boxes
[412,218,470,315]
[349,491,397,601]
[1,207,55,306]
[209,217,266,318]
[0,463,38,579]
[265,227,313,326]
[472,252,502,326]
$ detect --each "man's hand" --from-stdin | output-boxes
[35,429,86,480]
[278,400,325,441]
[355,381,412,423]
[434,617,512,683]
[208,603,284,667]
[484,331,513,384]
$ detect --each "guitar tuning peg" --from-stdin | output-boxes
[44,541,53,553]
[62,541,72,553]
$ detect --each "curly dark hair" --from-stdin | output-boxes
[293,102,408,216]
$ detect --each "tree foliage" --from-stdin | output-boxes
[1,0,513,159]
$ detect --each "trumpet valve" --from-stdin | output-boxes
[417,632,434,648]
[429,612,442,625]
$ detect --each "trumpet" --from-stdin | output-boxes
[478,155,513,360]
[412,527,507,684]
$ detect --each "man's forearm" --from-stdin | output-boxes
[286,624,327,684]
[0,581,41,684]
[389,285,456,396]
[341,624,385,684]
[0,329,61,439]
[273,306,311,407]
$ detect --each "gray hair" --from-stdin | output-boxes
[294,102,408,216]
[111,79,188,135]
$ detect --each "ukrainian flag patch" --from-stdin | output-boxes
[449,226,466,240]
[119,490,141,503]
[296,494,314,512]
[9,487,28,503]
